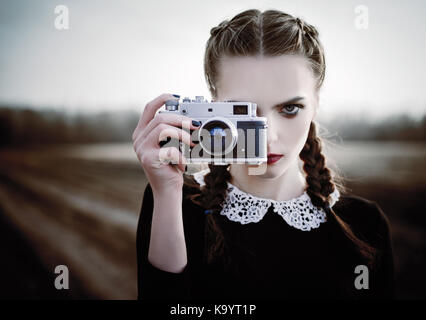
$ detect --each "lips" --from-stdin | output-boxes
[267,153,283,164]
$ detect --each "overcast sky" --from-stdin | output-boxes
[0,0,425,120]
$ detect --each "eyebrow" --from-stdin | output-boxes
[227,96,306,107]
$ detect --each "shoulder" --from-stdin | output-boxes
[333,193,392,247]
[333,193,389,226]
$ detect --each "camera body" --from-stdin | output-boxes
[158,96,268,165]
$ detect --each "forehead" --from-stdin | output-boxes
[216,54,316,100]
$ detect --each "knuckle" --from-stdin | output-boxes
[161,93,171,100]
[134,138,142,150]
[180,115,192,125]
[157,122,168,132]
[139,154,148,165]
[145,101,154,111]
[137,140,148,155]
[139,149,152,164]
[133,132,144,145]
[132,130,139,141]
[163,128,176,139]
[155,113,166,123]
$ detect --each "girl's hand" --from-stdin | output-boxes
[132,93,200,193]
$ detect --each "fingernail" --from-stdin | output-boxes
[159,137,171,147]
[172,94,180,98]
[192,120,201,127]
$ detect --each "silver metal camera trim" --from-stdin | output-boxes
[198,117,238,156]
[189,157,265,165]
[159,96,268,165]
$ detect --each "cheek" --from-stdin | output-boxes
[279,115,311,156]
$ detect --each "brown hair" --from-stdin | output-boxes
[183,9,377,269]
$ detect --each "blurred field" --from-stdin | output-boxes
[0,144,145,299]
[0,141,425,299]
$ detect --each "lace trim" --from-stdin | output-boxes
[192,169,340,231]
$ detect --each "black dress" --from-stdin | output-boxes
[136,182,394,300]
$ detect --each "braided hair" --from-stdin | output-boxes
[184,164,232,266]
[184,9,377,269]
[300,122,376,267]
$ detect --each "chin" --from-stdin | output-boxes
[246,160,288,179]
[265,163,288,178]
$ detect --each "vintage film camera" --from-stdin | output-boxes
[158,96,268,165]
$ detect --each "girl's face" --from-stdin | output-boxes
[215,54,319,179]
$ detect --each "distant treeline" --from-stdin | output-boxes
[321,113,426,141]
[0,107,139,147]
[0,106,425,147]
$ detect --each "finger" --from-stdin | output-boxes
[142,113,201,140]
[132,93,177,141]
[156,146,188,172]
[153,124,196,148]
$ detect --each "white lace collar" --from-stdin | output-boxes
[192,168,340,231]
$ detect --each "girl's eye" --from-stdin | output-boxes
[279,104,302,116]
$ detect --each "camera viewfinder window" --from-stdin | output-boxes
[233,104,248,115]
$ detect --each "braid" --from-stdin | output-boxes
[210,20,231,37]
[300,121,377,268]
[299,121,334,207]
[184,164,232,265]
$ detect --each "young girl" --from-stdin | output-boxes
[132,9,394,300]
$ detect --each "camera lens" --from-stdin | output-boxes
[198,118,237,156]
[209,126,227,149]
